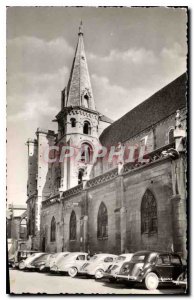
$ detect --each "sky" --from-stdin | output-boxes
[6,6,187,205]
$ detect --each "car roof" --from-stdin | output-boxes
[132,251,173,256]
[18,250,39,253]
[118,253,133,257]
[67,252,88,256]
[35,253,50,258]
[93,253,117,257]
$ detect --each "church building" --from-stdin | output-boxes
[26,23,187,259]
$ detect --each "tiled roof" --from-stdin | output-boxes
[100,73,187,147]
[99,114,114,124]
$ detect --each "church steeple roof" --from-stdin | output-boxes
[66,22,96,110]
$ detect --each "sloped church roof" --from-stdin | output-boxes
[100,73,187,146]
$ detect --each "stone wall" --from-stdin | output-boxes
[41,201,62,253]
[123,158,173,253]
[87,180,118,254]
[41,154,185,256]
[41,191,83,253]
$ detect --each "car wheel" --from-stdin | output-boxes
[144,272,159,290]
[39,265,45,272]
[11,263,16,269]
[68,267,78,278]
[19,261,25,270]
[95,269,104,280]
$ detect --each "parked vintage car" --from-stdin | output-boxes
[18,252,44,270]
[50,252,89,277]
[44,252,69,272]
[115,251,186,290]
[10,250,39,268]
[103,253,133,282]
[29,253,52,272]
[80,253,118,279]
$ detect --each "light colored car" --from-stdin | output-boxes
[50,252,89,277]
[104,253,133,282]
[44,252,69,271]
[80,253,118,279]
[30,253,53,272]
[18,252,44,270]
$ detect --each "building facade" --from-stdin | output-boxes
[7,204,28,254]
[26,24,187,258]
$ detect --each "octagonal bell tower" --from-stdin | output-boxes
[55,22,100,190]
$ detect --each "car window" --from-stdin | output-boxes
[76,255,85,261]
[116,256,126,262]
[158,254,170,265]
[156,257,163,265]
[35,254,47,261]
[131,255,146,263]
[171,255,181,265]
[122,262,130,271]
[30,253,37,257]
[104,257,113,262]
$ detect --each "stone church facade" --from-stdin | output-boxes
[26,24,187,259]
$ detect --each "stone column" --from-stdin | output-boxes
[171,155,187,259]
[115,173,127,253]
[120,206,127,253]
[171,195,187,258]
[81,190,89,252]
[83,215,88,252]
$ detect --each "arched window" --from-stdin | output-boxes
[50,217,56,242]
[97,202,108,239]
[141,189,157,235]
[69,211,77,241]
[83,94,89,108]
[70,118,76,128]
[80,143,92,163]
[83,121,91,135]
[78,168,84,184]
[168,128,175,144]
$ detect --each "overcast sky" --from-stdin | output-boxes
[7,7,187,205]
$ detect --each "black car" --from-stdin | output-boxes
[115,251,186,290]
[30,253,51,272]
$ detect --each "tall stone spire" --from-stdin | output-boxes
[66,21,96,110]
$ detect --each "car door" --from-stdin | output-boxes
[170,254,184,280]
[155,254,173,281]
[75,254,87,271]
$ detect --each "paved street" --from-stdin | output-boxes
[9,269,186,295]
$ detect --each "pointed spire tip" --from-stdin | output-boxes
[78,20,83,35]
